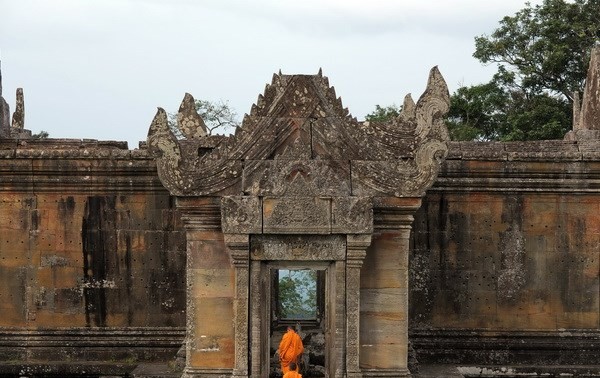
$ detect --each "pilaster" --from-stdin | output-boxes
[224,234,250,378]
[359,197,422,376]
[178,197,235,376]
[346,234,371,378]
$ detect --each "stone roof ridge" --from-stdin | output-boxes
[247,70,353,120]
[204,70,359,162]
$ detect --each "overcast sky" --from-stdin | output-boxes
[0,0,541,148]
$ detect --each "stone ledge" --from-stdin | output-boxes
[0,361,136,377]
[433,158,600,192]
[0,138,153,159]
[0,327,185,365]
[411,328,600,366]
[447,140,600,162]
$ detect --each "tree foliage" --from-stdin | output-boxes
[364,104,401,122]
[31,130,49,139]
[194,99,240,135]
[169,99,240,138]
[278,269,317,319]
[447,80,571,141]
[446,82,508,141]
[474,0,600,101]
[450,0,599,141]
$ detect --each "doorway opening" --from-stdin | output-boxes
[268,265,328,378]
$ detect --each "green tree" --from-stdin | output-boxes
[474,0,600,101]
[31,130,49,139]
[364,104,401,122]
[169,99,240,137]
[194,99,240,135]
[450,0,600,141]
[278,269,317,319]
[446,82,508,141]
[447,80,571,141]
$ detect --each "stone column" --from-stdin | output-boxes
[224,234,250,378]
[346,234,371,378]
[361,197,422,378]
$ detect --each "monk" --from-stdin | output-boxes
[279,326,304,374]
[283,362,302,378]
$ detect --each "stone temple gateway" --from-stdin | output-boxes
[1,47,600,378]
[147,68,451,377]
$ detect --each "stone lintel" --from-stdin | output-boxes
[263,196,331,234]
[251,234,347,261]
[221,195,373,235]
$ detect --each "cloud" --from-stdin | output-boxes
[0,0,542,147]
[194,0,542,38]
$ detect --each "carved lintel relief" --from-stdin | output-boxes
[251,235,346,261]
[148,68,449,377]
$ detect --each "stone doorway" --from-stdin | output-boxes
[266,263,329,378]
[250,235,345,378]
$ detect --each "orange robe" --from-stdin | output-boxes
[279,329,304,373]
[283,370,302,378]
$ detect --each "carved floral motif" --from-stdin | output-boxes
[250,235,346,261]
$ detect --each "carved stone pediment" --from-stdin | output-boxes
[147,68,450,198]
[220,195,373,235]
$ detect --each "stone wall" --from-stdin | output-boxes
[1,136,600,372]
[410,140,600,365]
[0,139,185,375]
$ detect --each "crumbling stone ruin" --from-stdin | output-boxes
[0,47,599,377]
[0,62,31,139]
[566,45,600,141]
